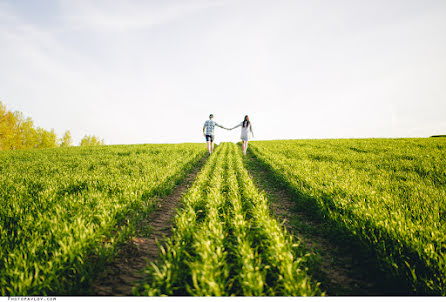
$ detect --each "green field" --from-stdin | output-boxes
[0,143,206,295]
[1,138,445,295]
[138,143,321,296]
[249,138,446,294]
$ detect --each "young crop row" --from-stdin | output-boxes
[249,138,446,295]
[0,143,206,295]
[138,142,322,296]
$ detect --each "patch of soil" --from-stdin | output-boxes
[90,158,206,296]
[244,153,404,296]
[268,193,377,295]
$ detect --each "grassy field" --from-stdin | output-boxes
[249,138,446,294]
[1,138,445,295]
[137,142,321,296]
[0,143,206,295]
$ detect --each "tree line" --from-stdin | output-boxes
[0,101,104,151]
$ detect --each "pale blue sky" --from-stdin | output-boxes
[1,0,445,145]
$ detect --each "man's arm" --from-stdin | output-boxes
[215,122,229,130]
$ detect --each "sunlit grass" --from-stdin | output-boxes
[249,138,446,295]
[0,143,206,295]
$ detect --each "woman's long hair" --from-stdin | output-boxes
[242,115,250,128]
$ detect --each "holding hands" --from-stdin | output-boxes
[203,114,252,155]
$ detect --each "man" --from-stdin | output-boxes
[203,114,228,154]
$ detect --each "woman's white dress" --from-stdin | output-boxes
[234,122,254,141]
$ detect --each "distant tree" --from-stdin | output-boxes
[1,101,103,151]
[80,135,104,147]
[0,102,17,150]
[36,127,58,149]
[20,117,39,149]
[12,112,40,149]
[1,101,59,150]
[59,130,72,147]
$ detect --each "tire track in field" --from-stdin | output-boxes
[90,157,207,296]
[243,150,405,296]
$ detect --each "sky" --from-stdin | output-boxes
[1,0,446,145]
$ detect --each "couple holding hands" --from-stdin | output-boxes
[203,114,254,156]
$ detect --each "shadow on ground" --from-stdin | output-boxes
[243,148,411,296]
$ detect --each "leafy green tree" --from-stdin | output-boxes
[80,135,104,147]
[59,130,72,147]
[0,102,17,150]
[20,117,39,149]
[36,127,58,149]
[1,101,59,150]
[12,112,40,149]
[1,101,103,150]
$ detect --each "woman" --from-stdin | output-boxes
[231,115,254,155]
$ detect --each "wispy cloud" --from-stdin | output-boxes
[0,2,112,142]
[58,0,230,32]
[1,0,445,144]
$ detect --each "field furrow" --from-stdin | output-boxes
[91,156,207,295]
[2,138,444,296]
[249,138,446,295]
[0,143,206,295]
[138,142,322,296]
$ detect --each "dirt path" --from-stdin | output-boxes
[90,158,206,296]
[243,151,407,296]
